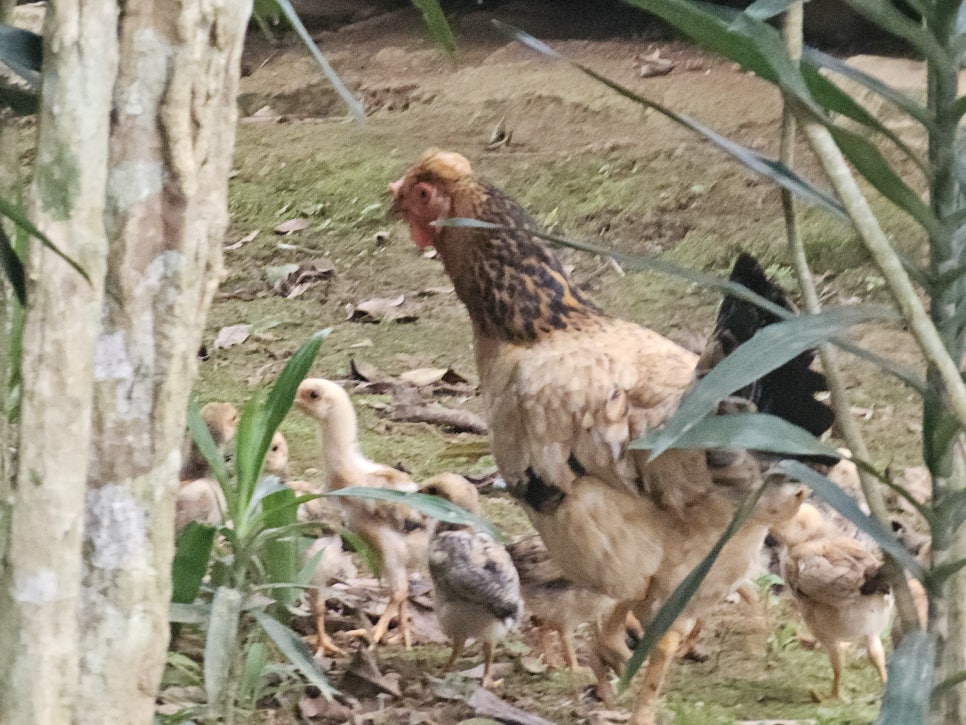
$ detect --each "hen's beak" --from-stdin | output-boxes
[387,178,404,219]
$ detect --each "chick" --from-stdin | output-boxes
[174,478,226,532]
[264,431,289,479]
[771,502,892,700]
[421,473,523,688]
[179,401,239,481]
[295,378,429,648]
[507,533,618,670]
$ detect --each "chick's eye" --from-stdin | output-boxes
[309,390,320,400]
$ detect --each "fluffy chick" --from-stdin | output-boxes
[421,473,523,688]
[175,478,226,532]
[295,378,429,648]
[507,533,618,670]
[771,502,892,700]
[180,401,239,481]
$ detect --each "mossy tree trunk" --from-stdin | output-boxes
[0,0,250,721]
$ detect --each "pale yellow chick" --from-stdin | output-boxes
[295,378,429,648]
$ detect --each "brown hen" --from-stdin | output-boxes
[390,149,834,723]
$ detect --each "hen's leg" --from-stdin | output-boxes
[442,638,466,674]
[867,634,887,684]
[631,628,682,725]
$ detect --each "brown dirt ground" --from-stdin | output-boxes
[176,4,933,723]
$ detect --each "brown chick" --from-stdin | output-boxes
[295,377,429,649]
[179,401,239,481]
[771,502,892,700]
[507,533,618,671]
[420,473,523,688]
[390,150,833,724]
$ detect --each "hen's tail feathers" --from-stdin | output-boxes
[701,252,836,444]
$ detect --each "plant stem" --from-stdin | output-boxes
[779,2,921,640]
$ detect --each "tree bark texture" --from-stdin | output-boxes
[0,0,250,722]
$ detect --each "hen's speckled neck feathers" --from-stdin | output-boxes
[392,150,602,343]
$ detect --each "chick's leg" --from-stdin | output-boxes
[867,634,888,684]
[556,624,578,670]
[631,628,683,725]
[482,641,503,688]
[442,638,466,674]
[372,557,410,647]
[310,589,345,657]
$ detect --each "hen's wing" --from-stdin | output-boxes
[429,530,522,624]
[783,537,887,607]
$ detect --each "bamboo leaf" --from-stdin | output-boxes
[271,0,365,121]
[632,413,842,460]
[840,0,944,63]
[0,222,25,305]
[802,47,931,128]
[253,611,337,699]
[0,195,91,284]
[800,64,926,174]
[877,631,935,725]
[777,460,926,579]
[646,305,892,459]
[493,21,845,217]
[205,587,242,719]
[0,25,41,87]
[621,478,770,688]
[172,522,217,604]
[410,0,457,55]
[828,125,941,238]
[325,487,506,542]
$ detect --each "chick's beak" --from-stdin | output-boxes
[387,178,405,220]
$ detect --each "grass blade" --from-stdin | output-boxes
[254,611,337,699]
[260,487,300,611]
[742,0,802,20]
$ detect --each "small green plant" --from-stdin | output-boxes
[168,330,336,721]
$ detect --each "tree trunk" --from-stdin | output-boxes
[78,1,249,718]
[0,0,250,721]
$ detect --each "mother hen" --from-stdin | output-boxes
[389,149,833,724]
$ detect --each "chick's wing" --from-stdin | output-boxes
[429,531,521,621]
[784,537,884,606]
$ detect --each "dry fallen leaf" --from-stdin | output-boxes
[346,294,407,323]
[349,358,393,384]
[213,324,252,349]
[276,259,335,298]
[274,217,310,234]
[225,229,259,250]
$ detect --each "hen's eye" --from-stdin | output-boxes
[418,187,430,201]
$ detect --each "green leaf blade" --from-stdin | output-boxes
[204,587,243,719]
[647,305,891,459]
[254,611,337,699]
[877,631,936,725]
[172,521,217,604]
